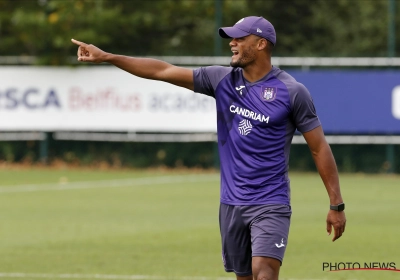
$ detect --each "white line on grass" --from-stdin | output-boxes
[0,174,219,194]
[0,273,235,280]
[0,273,332,280]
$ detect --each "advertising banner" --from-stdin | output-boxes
[1,67,399,134]
[0,67,216,132]
[288,70,400,134]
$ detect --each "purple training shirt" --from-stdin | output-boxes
[193,66,321,206]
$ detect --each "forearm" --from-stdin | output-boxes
[311,144,343,205]
[103,53,193,90]
[104,53,173,81]
[72,39,194,90]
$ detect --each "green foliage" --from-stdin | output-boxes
[290,144,400,173]
[0,140,216,169]
[0,0,398,64]
[0,0,122,64]
[0,140,399,173]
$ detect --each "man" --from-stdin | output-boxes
[72,16,346,280]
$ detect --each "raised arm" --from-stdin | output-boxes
[71,39,194,91]
[302,126,346,242]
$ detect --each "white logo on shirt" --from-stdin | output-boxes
[235,85,245,95]
[230,105,270,123]
[238,119,252,135]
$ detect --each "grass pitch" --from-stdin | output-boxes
[0,168,399,280]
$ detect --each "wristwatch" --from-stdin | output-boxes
[330,203,345,212]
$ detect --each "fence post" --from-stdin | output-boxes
[39,132,49,164]
[386,0,396,173]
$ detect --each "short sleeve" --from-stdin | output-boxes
[193,66,232,98]
[291,83,321,133]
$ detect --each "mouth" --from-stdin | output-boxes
[231,50,239,58]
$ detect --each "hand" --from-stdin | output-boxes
[71,38,108,63]
[326,210,346,241]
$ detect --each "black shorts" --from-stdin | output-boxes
[219,203,292,276]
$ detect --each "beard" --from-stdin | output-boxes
[230,59,247,68]
[230,47,256,68]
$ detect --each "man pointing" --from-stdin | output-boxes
[72,16,346,280]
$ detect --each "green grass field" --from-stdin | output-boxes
[0,168,399,280]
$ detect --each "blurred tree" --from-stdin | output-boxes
[242,0,392,57]
[0,0,219,63]
[0,0,121,64]
[105,0,216,56]
[0,0,398,64]
[308,0,390,57]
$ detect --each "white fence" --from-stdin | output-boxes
[2,56,400,67]
[2,132,400,145]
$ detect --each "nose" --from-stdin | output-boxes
[229,39,237,47]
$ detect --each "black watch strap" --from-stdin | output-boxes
[330,203,345,212]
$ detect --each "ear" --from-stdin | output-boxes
[257,39,268,51]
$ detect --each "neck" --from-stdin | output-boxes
[242,58,272,83]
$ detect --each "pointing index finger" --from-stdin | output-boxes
[71,38,87,47]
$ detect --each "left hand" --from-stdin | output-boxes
[326,210,346,241]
